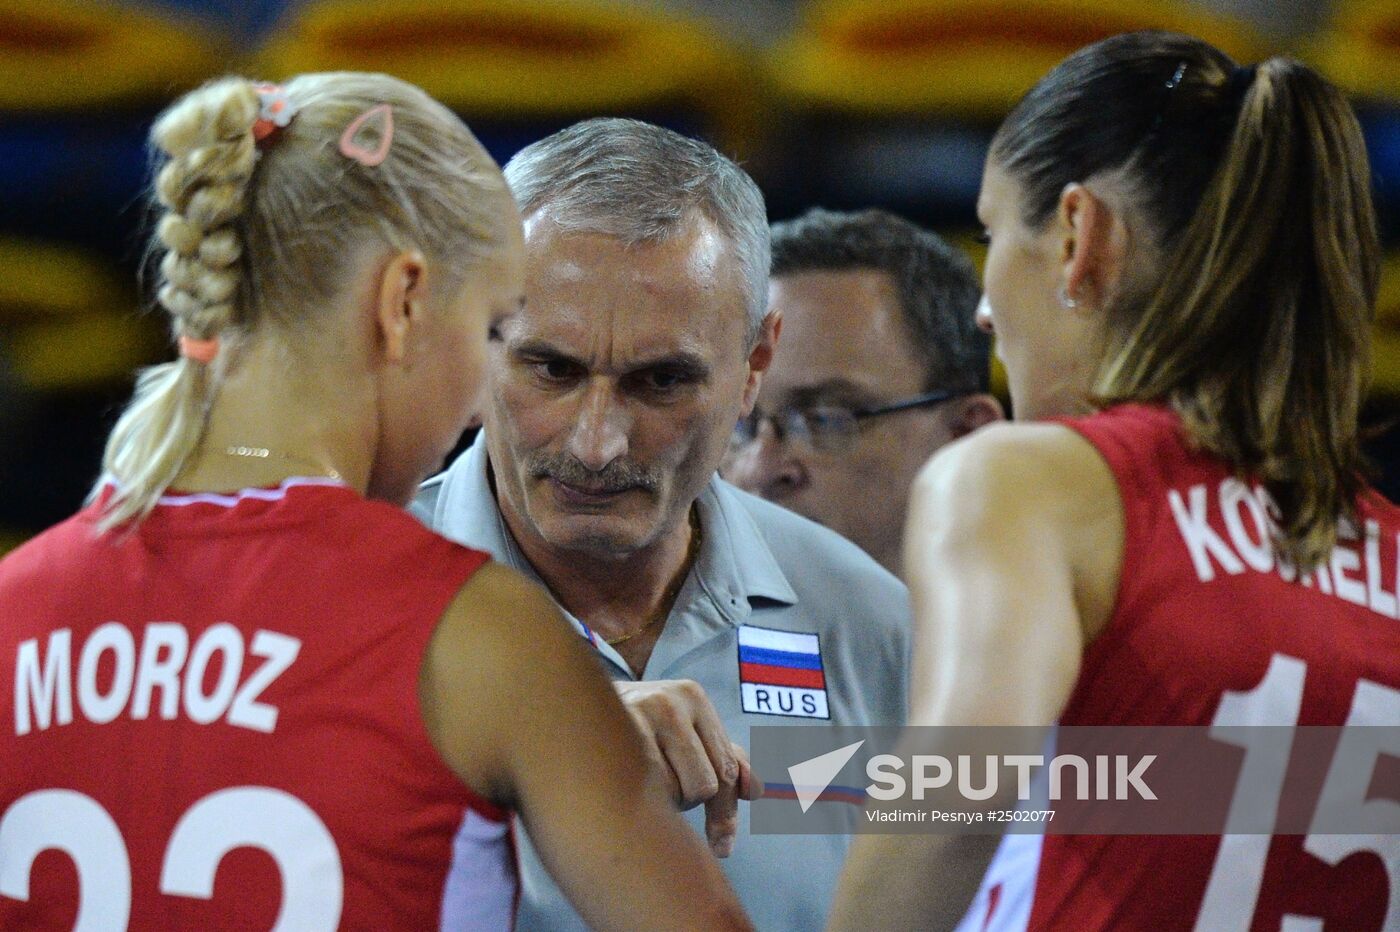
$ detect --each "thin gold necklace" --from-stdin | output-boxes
[223,445,343,481]
[605,506,702,647]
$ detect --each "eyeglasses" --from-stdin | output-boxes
[731,389,971,454]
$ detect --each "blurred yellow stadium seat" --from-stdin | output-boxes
[772,0,1269,118]
[0,240,128,320]
[10,314,158,392]
[253,0,753,124]
[1372,329,1400,397]
[0,0,226,110]
[1306,1,1400,98]
[0,238,159,392]
[1375,251,1400,396]
[1379,251,1400,326]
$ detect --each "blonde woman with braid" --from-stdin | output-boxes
[829,32,1398,931]
[0,74,750,931]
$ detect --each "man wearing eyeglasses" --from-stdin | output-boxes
[724,209,1003,577]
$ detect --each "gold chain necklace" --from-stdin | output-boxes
[605,506,702,647]
[223,445,343,481]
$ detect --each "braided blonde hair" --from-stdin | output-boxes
[97,73,512,531]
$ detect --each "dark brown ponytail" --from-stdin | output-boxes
[992,32,1380,570]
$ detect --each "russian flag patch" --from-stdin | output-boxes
[737,625,830,719]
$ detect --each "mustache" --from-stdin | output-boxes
[530,453,661,494]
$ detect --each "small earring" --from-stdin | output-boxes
[1058,285,1079,309]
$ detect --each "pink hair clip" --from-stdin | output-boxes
[252,82,295,144]
[177,335,220,364]
[339,104,394,167]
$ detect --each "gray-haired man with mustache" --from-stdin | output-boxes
[413,118,909,931]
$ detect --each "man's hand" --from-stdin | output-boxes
[614,679,764,858]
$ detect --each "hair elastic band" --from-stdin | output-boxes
[1226,64,1258,102]
[339,104,394,167]
[252,82,296,145]
[177,335,220,364]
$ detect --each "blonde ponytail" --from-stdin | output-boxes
[97,78,260,531]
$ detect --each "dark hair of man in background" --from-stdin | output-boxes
[770,208,989,395]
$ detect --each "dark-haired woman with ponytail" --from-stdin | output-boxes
[830,31,1396,931]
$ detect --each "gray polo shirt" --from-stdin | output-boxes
[414,432,910,931]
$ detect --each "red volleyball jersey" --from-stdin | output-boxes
[0,478,514,930]
[992,404,1400,931]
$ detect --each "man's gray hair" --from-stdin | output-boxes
[504,117,770,341]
